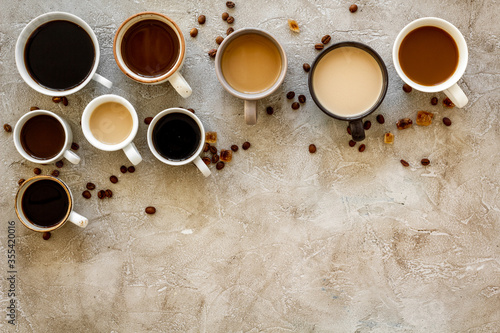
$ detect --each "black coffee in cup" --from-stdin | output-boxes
[24,20,95,90]
[20,115,65,159]
[152,113,200,161]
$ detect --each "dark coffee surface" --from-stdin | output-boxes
[121,19,180,77]
[153,113,200,161]
[24,20,95,90]
[399,26,459,86]
[21,179,70,227]
[21,115,65,159]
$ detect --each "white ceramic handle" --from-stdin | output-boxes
[68,211,88,228]
[92,73,113,89]
[168,72,192,98]
[123,142,142,166]
[193,155,211,177]
[244,100,257,125]
[63,150,81,164]
[443,83,468,108]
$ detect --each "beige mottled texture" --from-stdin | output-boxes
[0,0,499,332]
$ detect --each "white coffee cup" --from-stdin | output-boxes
[81,94,142,165]
[13,110,81,165]
[147,108,211,177]
[393,17,468,108]
[15,12,112,96]
[113,12,192,98]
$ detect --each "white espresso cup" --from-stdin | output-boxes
[13,110,81,165]
[113,12,192,98]
[16,176,88,232]
[393,17,468,108]
[15,12,112,96]
[147,108,211,177]
[82,94,142,165]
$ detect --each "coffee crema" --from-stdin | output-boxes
[21,115,65,159]
[312,46,383,117]
[89,102,133,145]
[221,33,282,94]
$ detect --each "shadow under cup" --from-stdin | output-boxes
[309,42,388,141]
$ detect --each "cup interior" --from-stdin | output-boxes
[114,12,185,84]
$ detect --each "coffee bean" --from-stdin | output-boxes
[120,165,127,173]
[198,15,206,24]
[242,141,251,150]
[202,157,211,165]
[208,49,217,58]
[400,159,410,167]
[86,183,96,190]
[347,126,352,135]
[349,4,358,12]
[33,168,41,175]
[402,84,412,93]
[231,145,239,152]
[52,96,62,103]
[61,96,68,106]
[286,91,295,99]
[431,97,438,105]
[443,117,452,126]
[187,108,195,114]
[421,158,430,166]
[222,12,229,21]
[266,106,274,115]
[209,146,217,154]
[321,35,331,44]
[110,175,118,184]
[227,27,234,35]
[128,166,135,173]
[30,106,39,111]
[144,117,153,125]
[212,154,219,163]
[376,114,385,124]
[303,63,311,72]
[349,140,356,147]
[358,144,366,152]
[3,124,12,132]
[396,118,413,130]
[298,95,306,103]
[18,179,25,186]
[145,206,156,214]
[443,97,455,108]
[216,36,224,45]
[190,28,198,37]
[363,120,371,130]
[216,161,225,170]
[97,190,105,199]
[315,43,324,50]
[105,189,113,198]
[42,232,51,240]
[226,1,235,8]
[227,16,234,24]
[51,170,59,177]
[309,144,317,153]
[203,143,210,152]
[71,142,79,150]
[291,102,300,110]
[55,160,64,168]
[82,190,91,199]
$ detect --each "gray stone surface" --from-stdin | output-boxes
[1,0,499,332]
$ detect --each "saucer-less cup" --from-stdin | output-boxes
[393,17,468,108]
[82,94,142,165]
[13,110,81,164]
[113,12,192,98]
[15,12,112,96]
[147,108,211,177]
[16,176,88,232]
[215,28,288,125]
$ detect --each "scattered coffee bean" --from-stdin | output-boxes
[421,158,430,166]
[400,159,410,167]
[226,1,235,8]
[52,96,62,103]
[190,28,198,37]
[227,27,234,35]
[198,15,206,24]
[18,179,25,186]
[82,190,91,199]
[227,16,234,24]
[61,96,68,106]
[105,189,113,198]
[42,232,51,240]
[443,97,455,108]
[291,102,300,110]
[443,117,452,126]
[298,95,306,103]
[376,114,385,124]
[30,106,39,111]
[231,145,239,152]
[212,154,220,163]
[97,190,105,199]
[51,170,59,177]
[216,161,225,170]
[145,206,156,214]
[71,142,79,150]
[3,124,12,132]
[349,140,356,147]
[309,144,317,153]
[349,4,358,13]
[347,126,352,135]
[33,168,41,175]
[396,118,413,130]
[321,35,331,44]
[286,91,295,99]
[431,97,438,105]
[216,36,224,45]
[202,157,211,165]
[363,120,371,130]
[128,166,135,173]
[208,49,217,58]
[266,106,274,115]
[209,146,217,154]
[110,175,118,184]
[303,63,311,72]
[242,141,251,150]
[86,182,96,190]
[402,83,412,93]
[222,12,229,21]
[315,43,324,50]
[203,143,210,152]
[187,108,195,113]
[120,165,127,173]
[55,160,64,168]
[144,117,153,125]
[358,144,366,152]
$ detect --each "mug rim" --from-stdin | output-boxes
[15,11,99,96]
[308,41,389,121]
[113,11,186,84]
[214,27,288,100]
[13,110,72,163]
[81,94,139,151]
[15,176,73,232]
[147,108,205,166]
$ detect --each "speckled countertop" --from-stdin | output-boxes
[0,0,499,332]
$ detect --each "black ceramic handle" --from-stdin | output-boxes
[349,119,365,142]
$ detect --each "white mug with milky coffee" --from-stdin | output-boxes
[81,94,142,165]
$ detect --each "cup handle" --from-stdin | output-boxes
[244,100,257,125]
[92,73,113,89]
[63,150,81,164]
[168,72,192,98]
[349,119,365,142]
[193,155,211,177]
[123,142,142,166]
[68,211,88,228]
[443,83,468,108]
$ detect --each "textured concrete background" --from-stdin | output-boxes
[1,0,499,332]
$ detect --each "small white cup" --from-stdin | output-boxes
[13,110,81,165]
[393,17,468,108]
[147,108,211,177]
[82,94,142,165]
[15,12,112,96]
